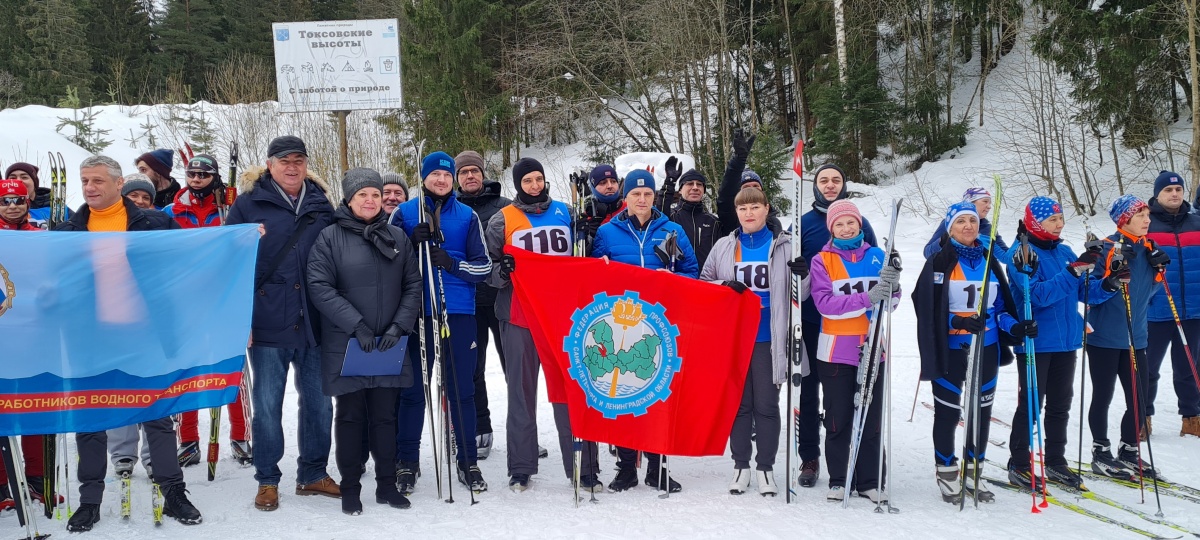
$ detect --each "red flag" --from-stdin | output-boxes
[507,246,761,457]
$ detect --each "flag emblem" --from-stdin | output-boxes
[0,262,13,319]
[565,291,681,419]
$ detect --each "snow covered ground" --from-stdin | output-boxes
[5,206,1200,540]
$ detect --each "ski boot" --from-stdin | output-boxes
[476,433,493,460]
[857,488,887,504]
[162,485,203,525]
[1044,464,1085,490]
[827,485,846,502]
[1092,443,1134,480]
[1006,462,1044,491]
[645,467,682,493]
[579,474,603,493]
[177,441,200,467]
[457,463,488,493]
[607,467,639,492]
[396,461,419,496]
[729,468,751,495]
[67,503,101,531]
[231,440,253,466]
[756,470,777,497]
[114,457,135,478]
[963,462,995,503]
[509,473,531,492]
[936,463,962,504]
[1117,442,1159,479]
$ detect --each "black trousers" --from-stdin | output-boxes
[474,303,505,435]
[818,360,885,490]
[798,320,824,462]
[931,344,999,465]
[1087,345,1149,447]
[729,342,781,471]
[1009,351,1076,467]
[336,387,400,493]
[616,448,661,472]
[1147,320,1200,417]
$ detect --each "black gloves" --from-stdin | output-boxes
[570,171,589,194]
[722,280,749,293]
[354,322,376,353]
[1013,244,1039,275]
[1068,249,1100,278]
[951,315,986,334]
[410,222,433,244]
[499,254,516,280]
[378,323,404,352]
[1011,320,1039,339]
[574,215,601,241]
[663,156,682,191]
[788,256,809,278]
[1075,249,1101,267]
[428,245,456,270]
[1147,246,1170,270]
[1102,265,1131,293]
[732,128,756,159]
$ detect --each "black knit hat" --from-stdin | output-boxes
[678,169,707,187]
[512,158,544,195]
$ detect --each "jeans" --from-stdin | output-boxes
[248,346,333,487]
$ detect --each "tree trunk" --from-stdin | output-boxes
[1188,0,1200,192]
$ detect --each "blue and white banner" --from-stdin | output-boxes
[0,225,259,436]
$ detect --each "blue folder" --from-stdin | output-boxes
[341,336,408,377]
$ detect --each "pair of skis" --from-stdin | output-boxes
[46,152,67,228]
[119,470,164,526]
[842,198,903,513]
[1,436,49,540]
[958,174,1004,509]
[207,141,248,483]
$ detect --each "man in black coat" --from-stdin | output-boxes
[225,135,338,511]
[54,155,199,532]
[454,150,511,460]
[669,169,719,269]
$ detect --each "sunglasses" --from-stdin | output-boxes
[187,171,212,179]
[1,196,27,207]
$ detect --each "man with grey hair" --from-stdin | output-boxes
[225,135,337,511]
[53,155,195,532]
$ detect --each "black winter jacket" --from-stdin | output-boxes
[670,200,720,269]
[307,206,423,396]
[458,180,511,307]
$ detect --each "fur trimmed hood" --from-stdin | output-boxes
[239,165,334,204]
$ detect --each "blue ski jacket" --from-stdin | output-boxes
[391,191,492,316]
[1146,199,1200,322]
[1086,233,1162,350]
[1006,235,1113,354]
[591,208,699,277]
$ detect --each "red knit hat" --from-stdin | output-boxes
[0,178,28,197]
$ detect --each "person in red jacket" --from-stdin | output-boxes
[0,177,49,512]
[164,155,253,467]
[0,178,41,231]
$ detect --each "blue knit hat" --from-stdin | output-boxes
[1109,194,1148,228]
[420,151,455,180]
[944,201,978,229]
[1154,170,1184,198]
[623,169,656,198]
[589,164,621,204]
[740,169,762,187]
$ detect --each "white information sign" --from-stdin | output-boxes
[272,19,402,113]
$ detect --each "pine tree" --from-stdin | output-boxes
[156,0,225,97]
[81,0,158,103]
[15,0,93,104]
[1032,0,1183,151]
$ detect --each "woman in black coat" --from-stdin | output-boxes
[307,168,422,515]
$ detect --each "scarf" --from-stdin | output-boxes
[335,205,398,260]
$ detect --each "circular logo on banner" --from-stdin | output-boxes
[0,262,14,319]
[564,291,681,419]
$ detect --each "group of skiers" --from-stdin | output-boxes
[2,129,1200,533]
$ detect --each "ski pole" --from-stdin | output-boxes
[415,203,444,500]
[907,375,920,422]
[1120,277,1165,516]
[1159,277,1200,394]
[1119,279,1150,500]
[1077,232,1101,476]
